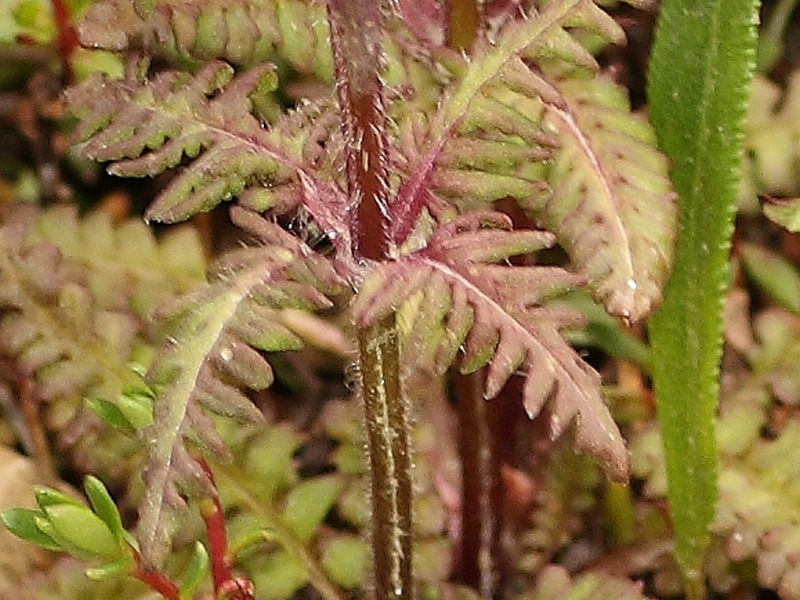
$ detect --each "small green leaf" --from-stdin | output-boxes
[763,197,800,233]
[228,528,276,560]
[179,542,210,600]
[84,476,126,541]
[34,486,82,510]
[321,536,368,589]
[558,291,652,373]
[0,508,62,551]
[87,398,136,434]
[85,557,134,581]
[43,504,121,559]
[281,475,344,542]
[741,243,800,314]
[118,386,155,429]
[251,551,308,600]
[243,425,302,502]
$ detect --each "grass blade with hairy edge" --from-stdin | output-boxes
[647,1,759,598]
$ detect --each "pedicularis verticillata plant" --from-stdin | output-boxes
[2,0,705,598]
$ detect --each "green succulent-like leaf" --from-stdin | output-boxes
[40,504,121,560]
[86,398,137,434]
[117,384,156,430]
[84,558,135,582]
[282,475,344,543]
[179,542,210,600]
[34,487,82,510]
[320,536,369,590]
[1,508,62,552]
[137,207,344,567]
[84,476,126,542]
[252,550,309,600]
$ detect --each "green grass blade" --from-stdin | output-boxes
[646,0,760,596]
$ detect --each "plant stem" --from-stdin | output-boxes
[447,1,505,585]
[16,370,58,486]
[195,457,235,594]
[214,465,346,600]
[49,0,78,81]
[328,3,415,598]
[133,553,180,600]
[328,0,391,260]
[684,571,707,600]
[357,316,413,600]
[454,370,514,599]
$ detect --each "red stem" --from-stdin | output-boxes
[196,457,234,593]
[328,6,415,599]
[453,371,520,598]
[50,0,78,80]
[133,553,181,600]
[328,0,391,260]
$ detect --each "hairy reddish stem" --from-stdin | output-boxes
[357,317,413,600]
[195,456,255,600]
[328,3,416,599]
[328,0,391,260]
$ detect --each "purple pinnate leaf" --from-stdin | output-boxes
[393,0,446,46]
[354,212,629,481]
[389,0,675,322]
[66,62,353,263]
[78,0,334,77]
[137,209,344,566]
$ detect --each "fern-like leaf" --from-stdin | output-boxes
[66,62,353,259]
[137,207,343,566]
[0,204,204,414]
[353,212,628,481]
[392,0,676,322]
[77,0,334,78]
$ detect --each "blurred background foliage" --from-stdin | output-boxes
[4,0,800,599]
